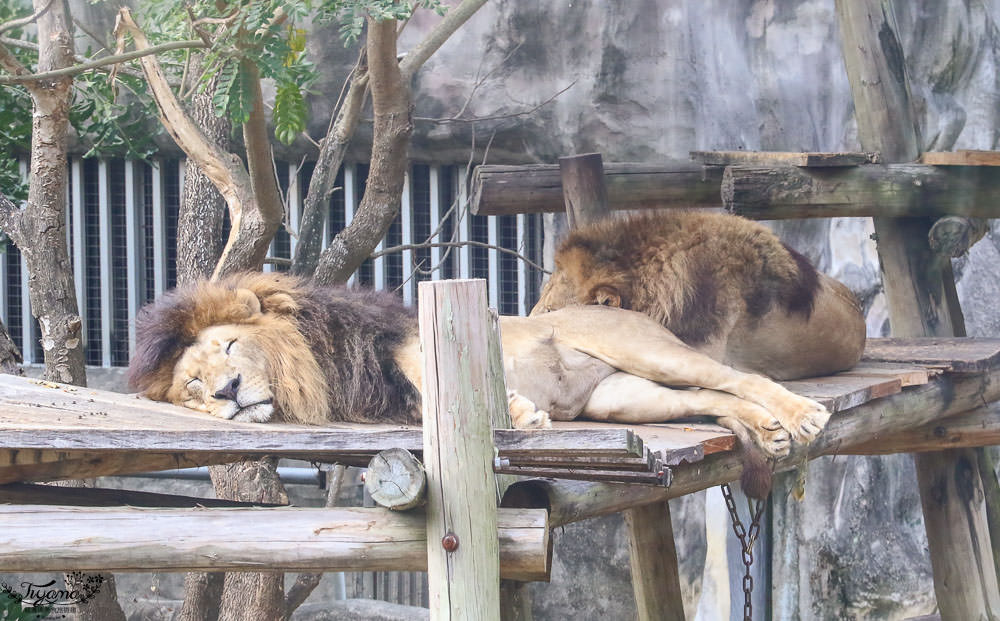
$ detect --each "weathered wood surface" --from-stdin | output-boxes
[0,482,279,508]
[691,150,878,167]
[921,150,1000,166]
[470,161,724,216]
[559,153,610,228]
[418,280,504,619]
[722,164,1000,219]
[625,501,686,621]
[365,448,427,511]
[0,505,549,579]
[843,402,1000,455]
[928,216,989,257]
[862,338,1000,372]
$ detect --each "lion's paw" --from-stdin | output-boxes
[728,404,791,459]
[508,391,552,429]
[771,393,830,444]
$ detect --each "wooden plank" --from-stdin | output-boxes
[0,482,279,508]
[722,163,1000,220]
[780,373,902,412]
[837,362,932,386]
[921,150,1000,166]
[471,161,725,216]
[625,501,686,621]
[419,280,504,619]
[0,452,246,485]
[862,337,1000,373]
[495,466,667,486]
[691,150,877,167]
[0,505,550,580]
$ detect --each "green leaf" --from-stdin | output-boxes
[273,81,307,145]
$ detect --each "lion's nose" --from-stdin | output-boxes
[213,375,241,401]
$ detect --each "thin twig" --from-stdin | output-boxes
[415,81,576,125]
[0,38,208,84]
[373,241,549,274]
[0,0,54,37]
[0,36,149,81]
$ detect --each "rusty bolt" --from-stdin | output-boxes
[441,533,459,552]
[360,471,366,483]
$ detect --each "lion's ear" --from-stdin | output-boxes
[261,292,299,315]
[591,285,622,308]
[234,288,263,316]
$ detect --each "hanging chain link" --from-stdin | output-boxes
[720,482,767,621]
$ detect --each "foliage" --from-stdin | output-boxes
[0,589,51,621]
[0,0,32,200]
[327,0,447,45]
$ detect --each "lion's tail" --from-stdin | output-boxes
[718,417,773,500]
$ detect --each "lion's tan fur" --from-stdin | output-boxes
[533,211,865,380]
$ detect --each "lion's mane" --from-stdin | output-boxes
[127,272,421,425]
[549,211,822,345]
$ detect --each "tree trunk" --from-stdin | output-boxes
[0,318,23,375]
[313,17,412,286]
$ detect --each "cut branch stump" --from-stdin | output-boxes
[366,448,427,511]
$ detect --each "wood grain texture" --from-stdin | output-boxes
[418,280,504,619]
[559,153,610,228]
[921,150,1000,166]
[625,501,686,621]
[0,505,549,579]
[365,448,427,511]
[722,164,1000,219]
[691,150,877,167]
[470,161,725,216]
[862,338,1000,373]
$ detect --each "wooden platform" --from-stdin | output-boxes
[2,338,1000,491]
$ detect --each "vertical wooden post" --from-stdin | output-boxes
[835,1,1000,616]
[559,153,610,228]
[419,279,501,621]
[559,152,688,619]
[626,501,687,621]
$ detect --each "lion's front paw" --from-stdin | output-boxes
[723,404,791,459]
[772,393,830,444]
[508,391,553,429]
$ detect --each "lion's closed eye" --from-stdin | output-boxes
[225,339,236,355]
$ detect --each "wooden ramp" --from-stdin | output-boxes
[2,338,999,490]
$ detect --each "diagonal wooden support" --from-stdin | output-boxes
[835,0,1000,617]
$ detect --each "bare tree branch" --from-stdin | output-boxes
[0,38,207,84]
[415,80,576,125]
[398,0,487,79]
[0,0,53,37]
[0,39,30,76]
[114,8,278,278]
[0,36,150,81]
[374,240,549,274]
[291,45,369,276]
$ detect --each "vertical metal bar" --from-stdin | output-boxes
[344,164,357,287]
[288,161,300,255]
[125,160,140,355]
[98,159,112,368]
[516,213,527,316]
[71,158,85,314]
[17,160,32,364]
[487,215,498,309]
[0,220,7,325]
[428,166,441,279]
[457,168,470,279]
[401,170,413,305]
[151,160,167,297]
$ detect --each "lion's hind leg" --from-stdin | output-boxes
[583,373,791,458]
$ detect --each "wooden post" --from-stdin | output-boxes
[625,501,686,621]
[835,0,1000,616]
[419,279,502,620]
[559,153,610,228]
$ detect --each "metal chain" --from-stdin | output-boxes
[720,482,766,621]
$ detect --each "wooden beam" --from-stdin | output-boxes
[842,403,1000,455]
[419,280,506,619]
[365,448,427,511]
[928,216,989,257]
[0,482,279,508]
[721,164,1000,219]
[470,161,724,216]
[0,505,550,579]
[691,150,878,167]
[921,150,1000,166]
[559,153,610,227]
[625,501,686,621]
